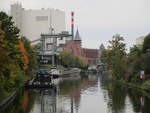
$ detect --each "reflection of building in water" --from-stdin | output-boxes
[33,78,98,113]
[72,88,81,113]
[57,77,98,113]
[70,77,98,113]
[40,90,57,113]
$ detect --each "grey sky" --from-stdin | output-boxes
[0,0,150,49]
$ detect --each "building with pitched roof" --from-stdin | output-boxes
[65,29,102,65]
[66,29,83,57]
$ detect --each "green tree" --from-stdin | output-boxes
[100,49,109,63]
[0,12,21,60]
[20,36,38,72]
[59,51,87,68]
[0,12,23,79]
[0,12,25,97]
[127,45,142,75]
[143,34,150,53]
[107,34,127,79]
[141,53,150,74]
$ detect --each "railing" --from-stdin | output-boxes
[0,90,18,112]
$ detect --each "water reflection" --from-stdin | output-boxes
[0,89,36,113]
[1,74,150,113]
[40,90,56,113]
[99,73,150,113]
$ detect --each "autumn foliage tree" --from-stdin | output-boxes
[0,12,37,97]
[19,40,29,70]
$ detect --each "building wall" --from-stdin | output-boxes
[66,40,82,57]
[82,48,99,65]
[11,3,23,34]
[66,40,99,65]
[11,4,66,41]
[136,36,145,46]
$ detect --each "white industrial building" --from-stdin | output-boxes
[136,36,145,47]
[10,3,73,64]
[11,3,66,41]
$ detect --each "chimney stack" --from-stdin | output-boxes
[71,12,74,40]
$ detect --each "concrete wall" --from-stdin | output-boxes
[11,4,66,41]
[11,3,23,34]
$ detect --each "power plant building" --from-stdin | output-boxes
[11,3,66,41]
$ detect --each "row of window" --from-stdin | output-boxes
[36,16,48,21]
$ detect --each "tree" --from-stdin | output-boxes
[0,12,23,79]
[0,12,25,94]
[19,40,29,70]
[59,51,87,68]
[143,34,150,53]
[0,12,21,60]
[141,53,150,74]
[20,36,38,71]
[107,34,127,79]
[141,33,150,74]
[100,49,109,63]
[127,45,142,75]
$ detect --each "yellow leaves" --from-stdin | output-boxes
[19,41,29,70]
[0,29,7,48]
[21,90,29,112]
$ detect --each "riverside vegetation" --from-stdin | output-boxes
[59,51,88,69]
[0,11,87,101]
[101,33,150,92]
[0,12,38,101]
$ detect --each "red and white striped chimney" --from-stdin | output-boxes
[71,11,74,40]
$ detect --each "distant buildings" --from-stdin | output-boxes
[136,36,145,47]
[10,3,104,65]
[11,3,65,41]
[82,48,99,65]
[66,29,103,65]
[66,29,83,57]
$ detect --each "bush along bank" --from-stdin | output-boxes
[0,12,38,102]
[101,33,150,93]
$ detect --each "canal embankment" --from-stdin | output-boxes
[105,70,150,97]
[0,90,18,112]
[0,78,30,111]
[113,79,150,98]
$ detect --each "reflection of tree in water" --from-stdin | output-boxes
[100,74,126,113]
[99,72,109,89]
[0,89,36,113]
[100,72,150,113]
[127,89,150,113]
[107,82,126,113]
[58,77,97,113]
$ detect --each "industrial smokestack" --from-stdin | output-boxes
[71,11,74,40]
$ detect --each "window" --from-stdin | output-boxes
[36,16,48,21]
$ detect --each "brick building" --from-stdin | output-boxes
[66,29,83,57]
[82,48,99,65]
[65,29,101,65]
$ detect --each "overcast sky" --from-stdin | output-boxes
[0,0,150,49]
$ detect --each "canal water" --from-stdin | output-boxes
[1,74,150,113]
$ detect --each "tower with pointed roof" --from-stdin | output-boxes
[74,29,82,48]
[99,43,105,50]
[98,43,105,62]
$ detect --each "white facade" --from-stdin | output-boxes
[136,36,145,46]
[11,3,66,41]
